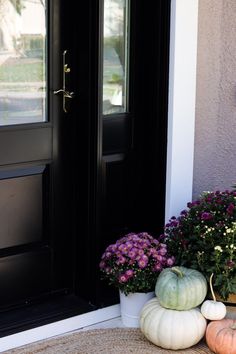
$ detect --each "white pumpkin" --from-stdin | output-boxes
[140,297,207,350]
[201,273,226,320]
[201,300,226,320]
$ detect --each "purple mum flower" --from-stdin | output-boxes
[160,243,167,248]
[105,267,112,274]
[166,257,175,266]
[159,248,167,256]
[180,209,188,215]
[128,248,138,259]
[226,260,235,268]
[119,274,128,283]
[125,269,134,278]
[138,255,149,269]
[116,256,126,265]
[105,251,112,258]
[226,203,235,215]
[107,244,117,253]
[201,212,213,220]
[153,263,162,271]
[153,254,163,262]
[125,241,133,250]
[99,261,106,269]
[152,239,159,245]
[137,249,145,256]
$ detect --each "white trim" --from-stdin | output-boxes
[0,304,120,352]
[165,0,199,221]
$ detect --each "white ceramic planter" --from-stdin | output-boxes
[119,290,155,327]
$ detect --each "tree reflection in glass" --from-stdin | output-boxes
[103,0,129,115]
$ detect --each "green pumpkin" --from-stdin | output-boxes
[155,266,207,310]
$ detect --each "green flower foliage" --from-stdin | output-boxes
[161,190,236,300]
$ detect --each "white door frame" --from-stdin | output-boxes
[165,0,199,221]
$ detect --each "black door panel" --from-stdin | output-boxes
[0,126,52,165]
[0,248,51,306]
[103,116,132,154]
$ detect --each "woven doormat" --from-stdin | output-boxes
[4,328,212,354]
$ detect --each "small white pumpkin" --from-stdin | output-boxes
[201,273,226,320]
[140,297,207,350]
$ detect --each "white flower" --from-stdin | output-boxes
[214,245,223,252]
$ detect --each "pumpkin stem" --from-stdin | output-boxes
[231,323,236,330]
[209,273,216,302]
[171,267,183,278]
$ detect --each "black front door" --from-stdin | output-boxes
[0,0,170,334]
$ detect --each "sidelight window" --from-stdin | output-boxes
[102,0,129,115]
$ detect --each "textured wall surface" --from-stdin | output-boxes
[193,0,236,198]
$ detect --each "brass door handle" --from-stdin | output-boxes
[54,89,75,99]
[53,50,75,113]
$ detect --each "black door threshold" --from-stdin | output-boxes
[0,293,96,338]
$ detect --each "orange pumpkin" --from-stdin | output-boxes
[206,318,236,354]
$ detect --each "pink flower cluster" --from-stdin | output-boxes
[99,232,175,294]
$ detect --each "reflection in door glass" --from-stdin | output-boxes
[103,0,129,115]
[0,0,46,126]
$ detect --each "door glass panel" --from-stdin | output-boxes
[103,0,129,115]
[0,0,46,126]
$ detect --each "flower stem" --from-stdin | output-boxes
[209,273,216,302]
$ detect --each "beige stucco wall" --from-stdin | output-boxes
[193,0,236,198]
